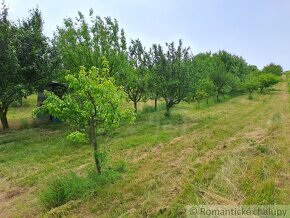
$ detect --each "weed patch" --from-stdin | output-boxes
[40,169,121,210]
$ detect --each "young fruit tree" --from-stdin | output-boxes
[0,2,20,129]
[16,8,58,94]
[117,39,149,112]
[210,58,238,101]
[192,78,215,106]
[36,59,135,173]
[55,10,127,77]
[242,74,260,99]
[152,40,192,115]
[257,73,280,92]
[262,63,283,76]
[0,4,57,129]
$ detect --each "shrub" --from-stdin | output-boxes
[262,63,283,76]
[39,173,88,209]
[258,73,280,92]
[242,74,260,99]
[40,169,121,210]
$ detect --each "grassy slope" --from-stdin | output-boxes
[0,79,289,217]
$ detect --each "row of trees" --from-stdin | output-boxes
[0,2,57,129]
[0,4,283,172]
[1,4,284,128]
[53,11,283,113]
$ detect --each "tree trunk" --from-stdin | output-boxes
[249,91,253,99]
[165,100,174,114]
[91,118,101,173]
[0,109,9,130]
[154,98,158,111]
[134,101,138,113]
[216,94,220,102]
[166,105,170,113]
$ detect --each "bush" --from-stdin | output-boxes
[39,173,88,209]
[262,63,283,76]
[242,74,260,99]
[258,73,280,92]
[40,169,121,210]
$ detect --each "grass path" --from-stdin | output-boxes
[0,79,289,217]
[66,79,289,217]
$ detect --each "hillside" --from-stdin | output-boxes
[0,78,289,217]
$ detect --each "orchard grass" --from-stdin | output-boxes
[0,79,289,217]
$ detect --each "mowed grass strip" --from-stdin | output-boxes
[0,80,289,217]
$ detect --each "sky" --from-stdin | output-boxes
[5,0,290,70]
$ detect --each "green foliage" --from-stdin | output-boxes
[40,172,86,209]
[242,73,260,99]
[3,78,290,216]
[40,170,120,210]
[188,50,257,102]
[39,63,134,132]
[55,10,127,78]
[117,39,150,112]
[191,52,214,79]
[191,78,215,106]
[151,40,192,114]
[210,61,238,101]
[66,131,88,144]
[213,50,250,79]
[16,8,58,92]
[0,2,20,129]
[35,61,135,172]
[146,50,161,110]
[0,4,56,129]
[208,51,254,101]
[257,73,280,92]
[262,63,283,76]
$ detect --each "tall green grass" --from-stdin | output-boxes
[40,168,122,210]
